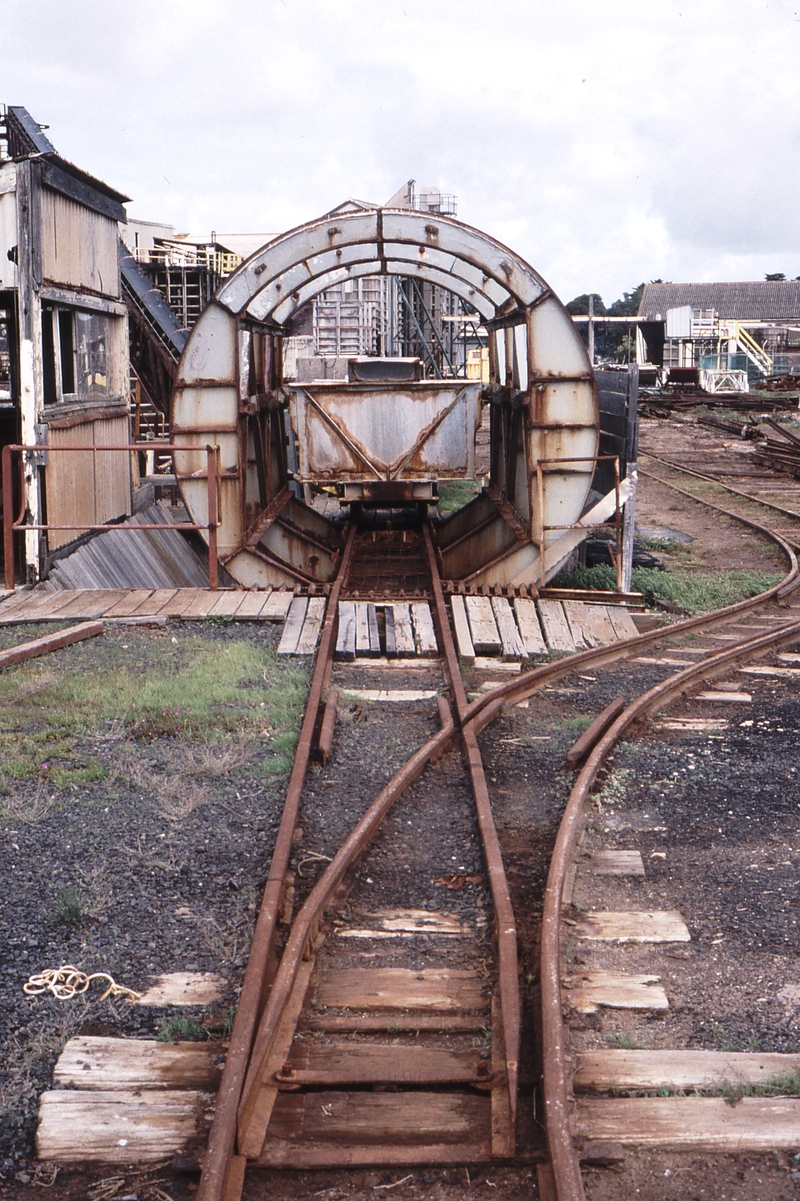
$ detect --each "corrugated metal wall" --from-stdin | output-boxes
[46,413,132,549]
[40,191,119,297]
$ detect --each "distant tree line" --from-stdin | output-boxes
[566,283,648,362]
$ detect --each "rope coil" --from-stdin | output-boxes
[23,965,143,1003]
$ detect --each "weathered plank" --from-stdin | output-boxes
[384,605,397,657]
[567,971,668,1014]
[536,599,575,652]
[367,602,381,656]
[283,1042,483,1085]
[450,595,475,666]
[176,590,220,620]
[335,601,356,660]
[561,601,596,649]
[576,1095,800,1150]
[132,588,178,616]
[233,590,272,620]
[277,596,309,654]
[36,1089,213,1163]
[1,589,90,622]
[580,604,618,646]
[259,1091,491,1158]
[261,590,294,621]
[491,596,526,660]
[574,910,691,943]
[605,604,641,640]
[294,597,327,655]
[207,590,245,618]
[411,602,438,656]
[392,603,416,657]
[354,601,371,656]
[52,1036,221,1091]
[340,688,438,702]
[513,597,547,655]
[336,908,474,939]
[465,596,501,655]
[48,589,128,619]
[696,690,752,703]
[574,1049,800,1093]
[313,968,488,1012]
[157,588,205,619]
[0,622,103,671]
[101,589,156,618]
[135,971,226,1007]
[588,850,645,877]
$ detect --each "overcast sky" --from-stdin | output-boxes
[5,0,800,306]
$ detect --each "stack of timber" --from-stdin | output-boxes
[750,418,800,478]
[334,600,437,661]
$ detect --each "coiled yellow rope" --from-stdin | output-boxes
[23,965,142,1003]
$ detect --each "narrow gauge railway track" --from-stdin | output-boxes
[194,467,800,1200]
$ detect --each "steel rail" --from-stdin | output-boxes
[423,521,520,1140]
[197,524,357,1201]
[236,694,455,1154]
[541,613,800,1201]
[642,450,800,526]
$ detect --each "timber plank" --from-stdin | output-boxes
[233,590,272,620]
[304,1013,487,1033]
[367,602,381,656]
[43,589,126,620]
[588,850,645,876]
[294,597,327,655]
[157,588,205,619]
[52,1036,221,1091]
[277,596,309,655]
[576,1095,800,1150]
[261,590,294,621]
[0,588,49,618]
[4,589,90,622]
[132,588,178,616]
[575,910,691,943]
[336,601,356,660]
[36,1088,213,1163]
[384,605,397,657]
[567,971,668,1014]
[256,1140,490,1168]
[283,1042,483,1085]
[313,968,488,1012]
[392,603,416,657]
[135,971,225,1007]
[100,589,155,618]
[179,590,222,620]
[450,595,475,666]
[606,604,640,640]
[411,602,438,656]
[207,590,246,618]
[575,1049,800,1093]
[513,597,547,655]
[491,596,526,660]
[261,1090,490,1149]
[561,601,597,650]
[354,602,371,656]
[581,604,618,646]
[536,599,575,652]
[465,596,501,655]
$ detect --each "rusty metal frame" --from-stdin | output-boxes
[2,443,221,591]
[534,455,622,589]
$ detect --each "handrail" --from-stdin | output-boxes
[2,442,220,590]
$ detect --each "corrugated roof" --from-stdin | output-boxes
[639,282,800,322]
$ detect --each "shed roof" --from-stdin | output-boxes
[639,281,800,323]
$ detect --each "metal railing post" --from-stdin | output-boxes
[3,444,14,591]
[207,445,219,591]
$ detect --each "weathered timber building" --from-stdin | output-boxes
[0,105,132,581]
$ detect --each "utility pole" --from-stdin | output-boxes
[587,294,595,366]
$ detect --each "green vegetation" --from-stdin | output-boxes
[437,479,482,515]
[0,635,309,790]
[47,887,84,927]
[604,1030,645,1050]
[552,563,783,615]
[156,1015,211,1043]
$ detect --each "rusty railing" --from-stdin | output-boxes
[535,454,622,588]
[2,442,220,591]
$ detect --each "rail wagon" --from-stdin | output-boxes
[171,209,615,590]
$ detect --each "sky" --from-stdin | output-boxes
[4,0,800,307]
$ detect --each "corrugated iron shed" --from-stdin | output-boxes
[639,281,800,322]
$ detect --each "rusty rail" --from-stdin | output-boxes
[197,523,357,1201]
[2,443,220,591]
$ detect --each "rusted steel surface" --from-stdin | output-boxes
[236,695,456,1155]
[540,616,800,1201]
[0,621,103,669]
[318,687,338,765]
[422,522,520,1142]
[196,524,356,1201]
[565,697,626,766]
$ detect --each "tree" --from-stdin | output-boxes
[765,272,786,281]
[566,292,606,316]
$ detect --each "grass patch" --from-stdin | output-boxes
[552,563,783,614]
[437,479,481,515]
[156,1015,211,1043]
[0,636,309,785]
[604,1030,646,1050]
[46,887,84,927]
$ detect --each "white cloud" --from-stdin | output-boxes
[5,0,800,304]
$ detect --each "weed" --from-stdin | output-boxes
[47,887,84,927]
[437,478,482,515]
[156,1015,210,1043]
[552,563,783,615]
[604,1030,645,1050]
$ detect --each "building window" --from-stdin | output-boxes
[42,307,109,405]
